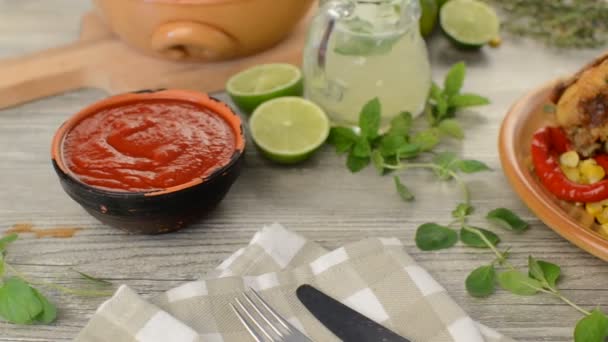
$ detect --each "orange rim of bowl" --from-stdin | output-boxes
[498,80,608,261]
[51,89,245,197]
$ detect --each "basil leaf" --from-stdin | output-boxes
[372,150,385,175]
[359,98,381,140]
[449,93,490,109]
[455,160,491,173]
[429,82,442,102]
[346,153,370,173]
[486,208,529,232]
[396,143,420,159]
[444,62,466,98]
[452,203,474,218]
[394,176,414,202]
[72,269,112,286]
[460,227,500,248]
[380,134,407,157]
[415,223,458,251]
[32,289,56,324]
[388,111,413,137]
[328,127,358,154]
[574,309,608,342]
[0,233,18,252]
[433,152,458,169]
[438,119,464,139]
[435,96,449,121]
[466,265,496,298]
[333,23,400,56]
[0,277,43,324]
[528,257,561,289]
[352,138,372,158]
[497,270,542,296]
[411,129,440,152]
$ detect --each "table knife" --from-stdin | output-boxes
[296,284,411,342]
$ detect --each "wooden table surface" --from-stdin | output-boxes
[2,1,608,341]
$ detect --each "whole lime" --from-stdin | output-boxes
[419,0,439,38]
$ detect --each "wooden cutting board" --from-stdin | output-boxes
[0,11,310,110]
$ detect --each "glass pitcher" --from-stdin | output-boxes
[303,0,431,130]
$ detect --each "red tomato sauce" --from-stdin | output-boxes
[62,100,236,192]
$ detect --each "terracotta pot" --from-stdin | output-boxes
[92,0,316,62]
[51,89,246,234]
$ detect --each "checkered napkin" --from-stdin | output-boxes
[76,224,514,342]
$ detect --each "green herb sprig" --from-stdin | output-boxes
[486,0,608,49]
[326,61,607,341]
[0,234,113,325]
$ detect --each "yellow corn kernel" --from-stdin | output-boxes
[580,158,597,167]
[586,202,604,216]
[561,166,581,182]
[600,224,608,238]
[580,164,606,184]
[559,151,580,168]
[597,207,608,224]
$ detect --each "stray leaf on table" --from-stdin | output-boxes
[0,233,18,252]
[444,61,466,98]
[497,270,542,296]
[452,203,474,218]
[388,111,413,137]
[455,159,491,173]
[411,129,440,152]
[528,256,561,289]
[460,227,500,248]
[574,309,608,342]
[0,277,44,324]
[31,289,56,324]
[371,150,385,174]
[466,265,496,298]
[328,127,358,154]
[394,176,414,202]
[486,208,529,232]
[449,93,490,109]
[346,153,370,173]
[359,98,381,140]
[438,119,464,139]
[72,269,112,286]
[415,223,458,251]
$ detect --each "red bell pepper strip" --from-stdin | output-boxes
[531,126,608,202]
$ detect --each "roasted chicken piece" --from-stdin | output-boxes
[552,54,608,156]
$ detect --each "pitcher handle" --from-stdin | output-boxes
[313,0,355,72]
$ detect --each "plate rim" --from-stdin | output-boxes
[498,80,608,261]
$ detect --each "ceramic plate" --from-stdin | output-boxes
[499,81,608,261]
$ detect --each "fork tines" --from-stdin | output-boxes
[230,288,311,342]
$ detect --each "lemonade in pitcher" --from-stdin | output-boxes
[303,0,431,129]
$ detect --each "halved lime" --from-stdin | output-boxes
[226,63,303,114]
[440,0,500,49]
[249,97,330,164]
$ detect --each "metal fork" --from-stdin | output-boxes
[230,288,313,342]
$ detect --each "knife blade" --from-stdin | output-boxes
[296,284,411,342]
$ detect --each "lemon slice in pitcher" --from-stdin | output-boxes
[440,0,500,49]
[249,97,330,164]
[226,63,303,114]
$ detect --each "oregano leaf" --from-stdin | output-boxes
[415,223,458,251]
[466,265,496,298]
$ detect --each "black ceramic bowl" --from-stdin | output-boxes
[51,90,245,234]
